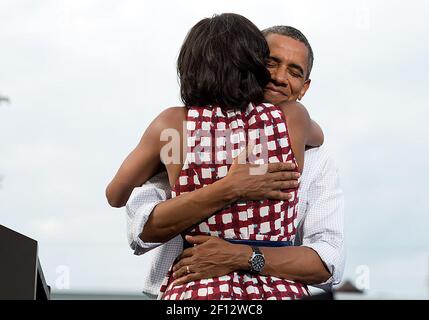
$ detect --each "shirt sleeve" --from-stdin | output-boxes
[125,171,171,255]
[295,151,345,291]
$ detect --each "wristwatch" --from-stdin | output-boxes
[248,246,265,273]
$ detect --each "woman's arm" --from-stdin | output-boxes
[308,119,324,147]
[280,101,324,172]
[106,108,181,208]
[140,161,300,243]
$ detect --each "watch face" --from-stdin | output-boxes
[251,254,265,273]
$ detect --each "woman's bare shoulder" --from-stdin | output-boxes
[278,101,308,116]
[277,101,311,125]
[150,106,187,131]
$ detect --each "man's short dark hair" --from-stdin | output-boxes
[262,26,314,79]
[177,13,271,111]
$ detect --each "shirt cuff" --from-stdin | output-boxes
[302,241,342,291]
[126,200,164,255]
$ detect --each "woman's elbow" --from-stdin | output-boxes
[308,121,324,147]
[105,184,126,208]
[318,130,325,146]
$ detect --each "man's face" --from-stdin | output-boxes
[264,33,311,105]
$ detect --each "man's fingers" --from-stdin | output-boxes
[267,162,296,173]
[271,171,300,181]
[271,180,299,190]
[172,273,204,287]
[265,191,292,201]
[185,235,213,245]
[172,257,193,274]
[178,247,194,260]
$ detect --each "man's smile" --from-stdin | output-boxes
[265,84,287,97]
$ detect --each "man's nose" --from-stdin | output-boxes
[271,69,288,86]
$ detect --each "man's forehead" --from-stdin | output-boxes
[265,33,309,60]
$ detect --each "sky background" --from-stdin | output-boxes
[1,0,428,298]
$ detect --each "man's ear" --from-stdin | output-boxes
[298,79,311,101]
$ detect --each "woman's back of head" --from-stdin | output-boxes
[178,13,270,111]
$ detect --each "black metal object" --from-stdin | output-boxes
[0,224,50,300]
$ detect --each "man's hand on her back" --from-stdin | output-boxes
[225,161,300,201]
[223,143,300,202]
[171,235,251,286]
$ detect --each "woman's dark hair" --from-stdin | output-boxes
[177,13,271,111]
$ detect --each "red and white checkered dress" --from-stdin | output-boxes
[158,103,309,300]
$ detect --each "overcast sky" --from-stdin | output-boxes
[1,0,428,298]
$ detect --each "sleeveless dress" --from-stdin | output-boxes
[158,102,309,300]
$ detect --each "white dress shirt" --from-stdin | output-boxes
[126,146,345,296]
